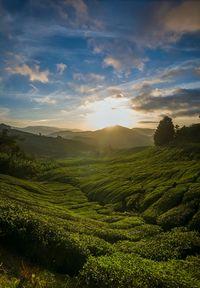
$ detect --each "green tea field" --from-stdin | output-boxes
[0,145,200,287]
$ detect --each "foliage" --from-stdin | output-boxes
[1,127,96,158]
[0,129,21,155]
[0,152,57,178]
[175,123,200,144]
[115,228,200,261]
[154,116,175,146]
[80,253,200,288]
[0,144,200,287]
[0,203,89,275]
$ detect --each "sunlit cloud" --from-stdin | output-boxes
[132,1,200,48]
[103,57,121,71]
[33,96,57,105]
[164,1,200,34]
[73,72,105,82]
[131,88,200,118]
[56,63,67,75]
[6,64,49,83]
[70,83,103,95]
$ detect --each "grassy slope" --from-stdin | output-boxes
[6,128,96,158]
[0,145,200,287]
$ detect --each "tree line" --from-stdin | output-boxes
[154,116,200,146]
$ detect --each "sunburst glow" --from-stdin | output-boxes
[86,97,135,129]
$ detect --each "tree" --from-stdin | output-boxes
[154,116,175,146]
[0,128,20,154]
[174,123,200,143]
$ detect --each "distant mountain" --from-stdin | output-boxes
[0,123,11,130]
[0,123,153,153]
[0,124,95,158]
[15,125,81,136]
[132,128,155,137]
[50,125,153,149]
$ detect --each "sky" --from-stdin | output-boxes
[0,0,200,130]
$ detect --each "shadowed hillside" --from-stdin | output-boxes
[0,124,95,158]
[16,125,82,136]
[50,125,153,149]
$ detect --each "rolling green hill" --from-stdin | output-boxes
[0,145,200,287]
[0,124,95,158]
[50,125,154,149]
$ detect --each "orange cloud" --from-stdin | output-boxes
[6,64,49,83]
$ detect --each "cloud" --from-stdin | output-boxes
[34,96,57,104]
[138,120,158,124]
[6,64,49,83]
[135,1,200,48]
[89,38,146,75]
[103,57,121,71]
[64,0,88,18]
[87,73,105,81]
[132,64,199,92]
[56,63,67,75]
[131,88,200,118]
[164,1,200,34]
[160,66,195,80]
[72,84,103,94]
[132,78,167,92]
[196,68,200,76]
[30,118,60,123]
[103,51,146,74]
[112,93,124,99]
[63,0,102,30]
[107,86,123,96]
[73,72,105,82]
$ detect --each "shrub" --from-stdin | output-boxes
[157,204,195,230]
[0,152,57,179]
[189,210,200,232]
[0,203,89,275]
[143,185,187,223]
[115,229,200,261]
[80,253,200,288]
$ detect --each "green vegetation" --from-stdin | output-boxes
[0,125,96,158]
[80,253,200,288]
[175,123,200,144]
[0,127,200,287]
[154,117,200,147]
[154,116,175,146]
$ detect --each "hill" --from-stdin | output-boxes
[0,125,95,158]
[51,125,153,149]
[14,125,81,136]
[0,144,200,287]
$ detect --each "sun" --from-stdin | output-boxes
[86,97,135,129]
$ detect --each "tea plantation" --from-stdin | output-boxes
[0,145,200,287]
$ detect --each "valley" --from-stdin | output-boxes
[0,143,200,287]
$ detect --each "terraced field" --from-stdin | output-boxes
[0,145,200,287]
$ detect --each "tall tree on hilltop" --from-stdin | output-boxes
[154,116,175,146]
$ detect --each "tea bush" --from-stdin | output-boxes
[80,253,200,288]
